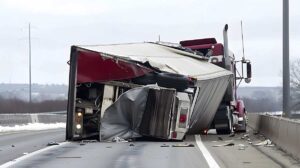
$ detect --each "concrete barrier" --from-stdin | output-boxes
[248,113,300,161]
[0,113,66,126]
[247,113,261,131]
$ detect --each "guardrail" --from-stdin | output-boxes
[0,112,66,126]
[248,113,300,161]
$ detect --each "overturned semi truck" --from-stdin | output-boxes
[65,41,233,141]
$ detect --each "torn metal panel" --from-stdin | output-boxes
[100,85,176,141]
[100,86,149,140]
[188,75,232,134]
[139,88,176,139]
[77,49,153,83]
[76,43,232,81]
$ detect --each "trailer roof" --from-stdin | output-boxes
[75,42,232,81]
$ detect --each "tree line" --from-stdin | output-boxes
[0,96,67,114]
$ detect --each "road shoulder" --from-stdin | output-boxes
[201,128,300,168]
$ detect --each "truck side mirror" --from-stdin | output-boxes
[245,62,252,83]
[246,62,252,78]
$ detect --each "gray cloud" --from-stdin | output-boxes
[0,0,299,86]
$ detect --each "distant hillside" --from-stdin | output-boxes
[0,84,283,102]
[0,83,68,102]
[0,84,287,112]
[237,87,282,100]
[238,87,282,112]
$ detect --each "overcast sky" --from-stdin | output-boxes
[0,0,299,86]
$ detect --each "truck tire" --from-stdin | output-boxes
[216,119,232,134]
[132,72,189,91]
[132,73,157,85]
[238,118,247,132]
[156,72,189,91]
[213,105,233,134]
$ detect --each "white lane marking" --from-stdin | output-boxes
[0,142,70,168]
[195,135,220,168]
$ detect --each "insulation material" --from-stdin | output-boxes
[100,85,176,141]
[100,87,148,140]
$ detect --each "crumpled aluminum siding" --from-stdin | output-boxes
[77,43,232,80]
[100,85,176,140]
[188,76,232,134]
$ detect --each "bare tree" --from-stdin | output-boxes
[291,59,300,89]
[290,58,300,111]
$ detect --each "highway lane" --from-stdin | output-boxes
[4,137,210,168]
[0,129,65,164]
[1,128,300,168]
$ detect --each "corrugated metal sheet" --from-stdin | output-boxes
[78,42,232,81]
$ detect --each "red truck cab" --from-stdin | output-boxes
[179,25,251,134]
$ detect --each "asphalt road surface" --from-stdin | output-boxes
[0,129,65,164]
[1,128,300,168]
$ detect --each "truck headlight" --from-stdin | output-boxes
[76,124,82,129]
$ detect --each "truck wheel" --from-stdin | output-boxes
[239,118,247,132]
[215,105,233,134]
[132,73,157,85]
[216,120,232,134]
[156,72,189,91]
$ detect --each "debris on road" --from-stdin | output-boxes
[106,146,112,148]
[254,139,273,147]
[212,142,235,147]
[11,145,15,147]
[112,137,128,143]
[243,134,249,138]
[81,140,97,143]
[47,141,59,146]
[172,143,194,147]
[241,134,249,140]
[218,137,223,141]
[129,143,135,146]
[224,142,234,146]
[229,133,235,137]
[160,144,170,147]
[238,144,248,150]
[79,140,97,146]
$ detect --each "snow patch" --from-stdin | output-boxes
[0,123,65,132]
